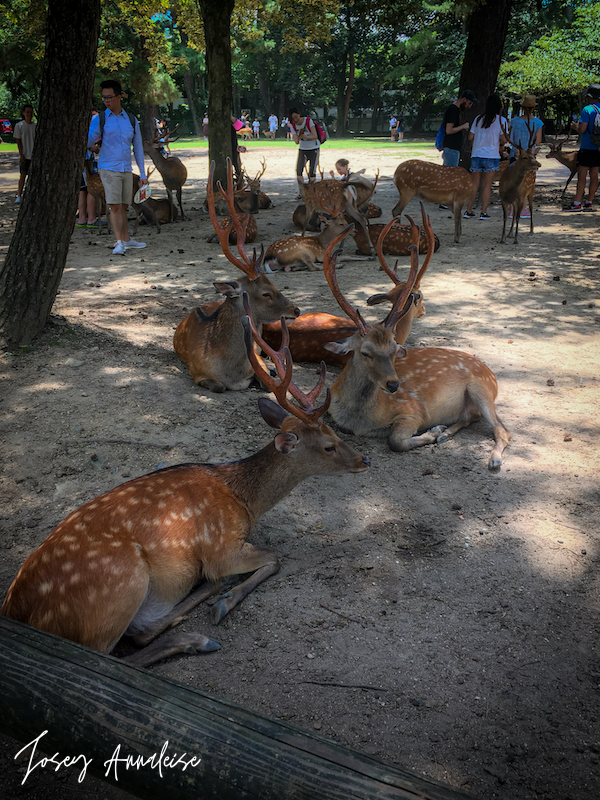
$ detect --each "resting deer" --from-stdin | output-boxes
[301,176,378,256]
[261,206,435,366]
[131,167,178,233]
[354,218,439,256]
[321,225,511,470]
[546,135,578,197]
[265,209,354,272]
[1,312,369,668]
[174,160,300,391]
[392,160,475,243]
[143,124,188,221]
[499,121,541,244]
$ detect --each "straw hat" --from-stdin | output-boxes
[521,94,537,108]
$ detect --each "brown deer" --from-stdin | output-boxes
[174,160,300,391]
[301,176,378,255]
[293,201,380,233]
[132,167,178,233]
[354,219,439,256]
[143,124,188,221]
[1,313,369,668]
[321,226,511,470]
[261,207,435,366]
[499,122,541,244]
[264,214,354,272]
[392,160,475,243]
[84,157,110,234]
[546,135,578,196]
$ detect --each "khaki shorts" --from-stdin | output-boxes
[99,169,133,205]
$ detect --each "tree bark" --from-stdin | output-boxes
[198,0,235,189]
[459,0,513,122]
[0,0,101,348]
[410,95,435,134]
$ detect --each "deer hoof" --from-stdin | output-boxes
[184,635,222,654]
[431,425,447,441]
[488,457,502,470]
[210,593,233,625]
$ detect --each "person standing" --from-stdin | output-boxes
[87,79,147,255]
[252,117,260,139]
[288,108,320,197]
[441,90,477,168]
[13,104,37,203]
[565,84,600,212]
[268,112,278,139]
[463,93,507,220]
[396,111,404,143]
[389,114,398,142]
[202,112,209,140]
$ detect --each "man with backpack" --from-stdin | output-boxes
[87,80,148,253]
[565,84,600,212]
[288,108,321,197]
[441,90,478,167]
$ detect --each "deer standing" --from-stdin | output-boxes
[174,161,300,391]
[392,160,475,243]
[321,226,511,470]
[1,313,369,668]
[546,135,578,197]
[499,122,541,244]
[143,124,187,221]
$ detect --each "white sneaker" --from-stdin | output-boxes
[15,196,21,204]
[123,239,146,250]
[112,240,126,255]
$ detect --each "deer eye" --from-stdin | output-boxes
[262,292,272,299]
[362,351,372,359]
[324,445,336,452]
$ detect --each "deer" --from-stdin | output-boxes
[293,201,380,233]
[546,135,578,197]
[143,123,188,221]
[83,157,110,234]
[353,218,440,256]
[131,167,178,233]
[301,175,378,256]
[0,311,369,669]
[392,160,475,243]
[264,204,355,272]
[174,160,300,391]
[499,121,541,244]
[321,225,511,470]
[261,206,435,366]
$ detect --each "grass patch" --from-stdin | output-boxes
[171,136,438,154]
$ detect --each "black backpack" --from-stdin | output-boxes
[589,105,600,147]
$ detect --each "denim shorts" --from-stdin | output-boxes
[471,157,500,173]
[442,148,460,167]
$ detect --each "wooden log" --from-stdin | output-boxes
[0,617,479,800]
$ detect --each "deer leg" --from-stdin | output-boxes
[123,631,222,668]
[513,205,521,245]
[209,543,280,625]
[177,186,186,220]
[389,422,448,452]
[198,378,227,393]
[501,204,509,244]
[528,196,534,235]
[454,205,462,243]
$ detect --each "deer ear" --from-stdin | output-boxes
[323,337,353,355]
[366,292,390,306]
[274,432,299,454]
[395,344,407,359]
[258,397,288,429]
[214,281,240,298]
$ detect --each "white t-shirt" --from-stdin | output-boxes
[470,115,507,159]
[14,120,37,159]
[291,117,320,150]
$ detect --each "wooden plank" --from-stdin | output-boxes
[0,617,479,800]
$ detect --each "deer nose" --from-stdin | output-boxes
[293,307,301,317]
[362,456,370,467]
[386,379,400,393]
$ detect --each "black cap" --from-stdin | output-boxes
[586,84,600,99]
[460,89,478,103]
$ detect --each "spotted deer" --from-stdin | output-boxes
[0,313,369,668]
[499,121,541,244]
[265,212,353,272]
[353,217,439,256]
[143,124,188,221]
[392,159,475,243]
[174,160,300,391]
[545,135,578,197]
[321,226,511,469]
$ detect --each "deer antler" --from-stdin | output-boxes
[375,217,402,286]
[255,157,267,182]
[360,169,380,206]
[242,295,330,427]
[382,231,420,332]
[414,201,434,291]
[322,225,370,335]
[207,160,264,279]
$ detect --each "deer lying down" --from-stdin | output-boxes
[322,225,511,470]
[174,160,299,391]
[264,216,352,272]
[1,312,369,668]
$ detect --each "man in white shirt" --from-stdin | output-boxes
[13,105,37,203]
[87,80,147,255]
[268,113,278,139]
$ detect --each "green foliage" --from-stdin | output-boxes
[500,1,600,96]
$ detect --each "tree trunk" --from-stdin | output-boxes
[198,0,235,189]
[141,104,159,140]
[0,0,101,348]
[183,70,202,137]
[410,95,435,134]
[335,53,348,138]
[459,0,513,122]
[342,50,355,132]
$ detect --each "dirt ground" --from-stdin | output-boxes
[0,140,599,800]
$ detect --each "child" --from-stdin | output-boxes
[329,159,370,189]
[252,118,260,139]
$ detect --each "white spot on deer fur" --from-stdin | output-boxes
[69,542,80,551]
[62,561,74,572]
[69,573,81,584]
[39,581,53,595]
[109,540,122,547]
[62,535,76,543]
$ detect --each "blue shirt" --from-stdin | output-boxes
[88,109,146,178]
[509,116,543,157]
[579,103,600,150]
